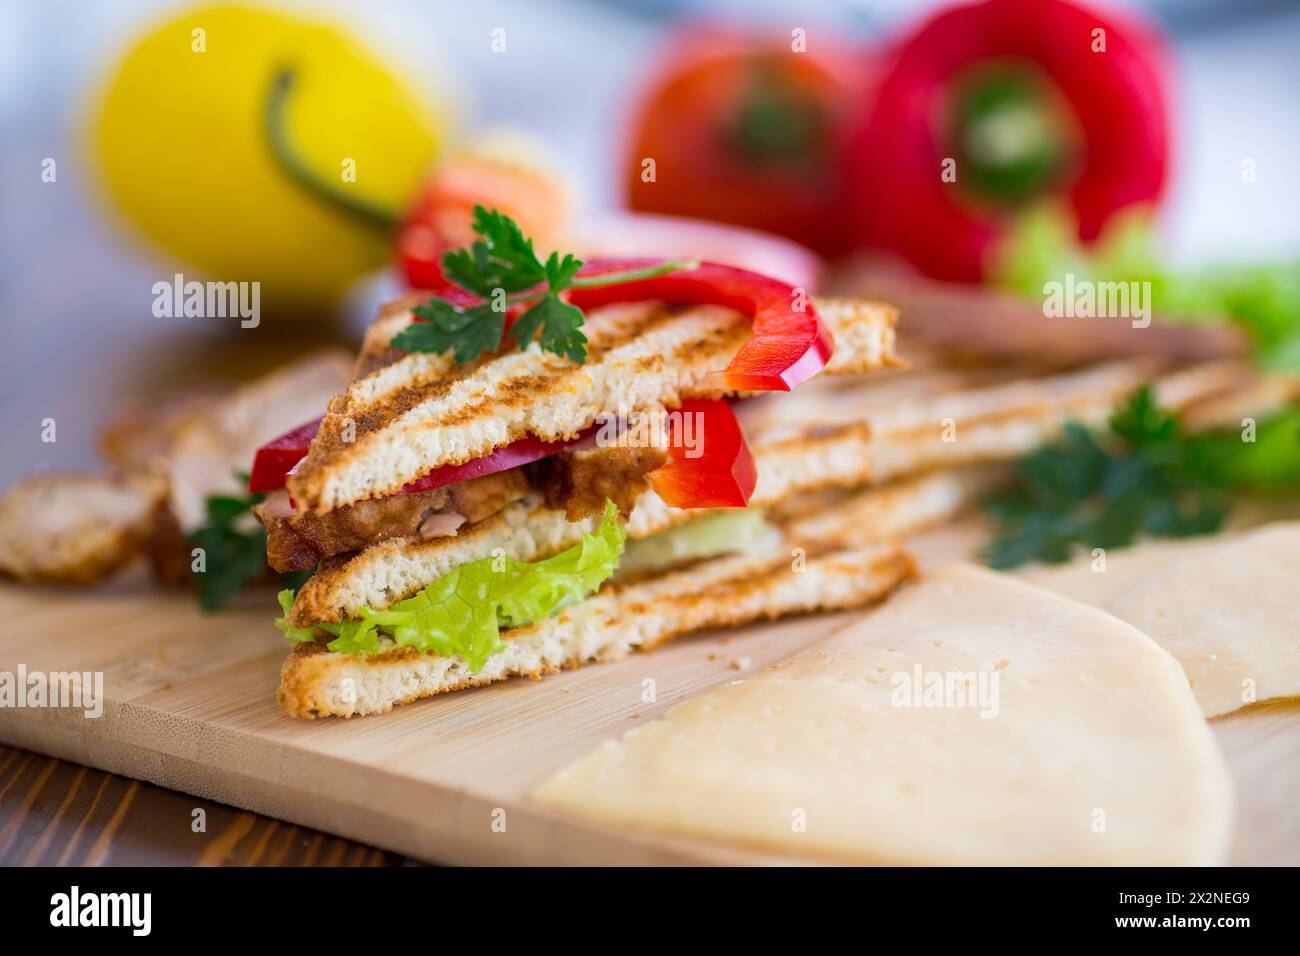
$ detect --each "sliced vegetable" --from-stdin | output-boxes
[574,213,824,291]
[647,398,757,508]
[568,259,834,391]
[401,430,595,495]
[619,507,781,575]
[393,206,693,365]
[248,417,323,494]
[277,499,626,671]
[276,589,317,643]
[248,416,595,497]
[251,400,756,511]
[396,208,834,390]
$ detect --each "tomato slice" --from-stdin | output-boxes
[569,259,834,392]
[248,417,324,494]
[398,429,595,494]
[647,398,757,508]
[251,401,755,510]
[248,418,592,498]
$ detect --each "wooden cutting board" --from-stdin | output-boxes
[1,577,1297,865]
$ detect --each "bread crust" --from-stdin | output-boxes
[288,357,1253,626]
[288,298,899,514]
[277,544,914,718]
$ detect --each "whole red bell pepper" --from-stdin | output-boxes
[845,0,1170,282]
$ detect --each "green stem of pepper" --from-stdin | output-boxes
[264,66,402,232]
[500,259,700,305]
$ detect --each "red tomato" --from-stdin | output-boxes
[249,417,593,499]
[624,24,873,258]
[248,417,324,494]
[398,143,573,290]
[250,403,757,511]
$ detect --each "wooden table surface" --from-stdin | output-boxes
[0,744,402,866]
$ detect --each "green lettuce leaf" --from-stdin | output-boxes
[994,204,1300,370]
[275,499,626,672]
[618,508,781,575]
[275,589,318,644]
[1187,407,1300,495]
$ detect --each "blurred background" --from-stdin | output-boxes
[2,0,1298,488]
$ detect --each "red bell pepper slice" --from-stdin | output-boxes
[252,258,787,506]
[569,259,833,392]
[250,400,756,510]
[647,398,757,509]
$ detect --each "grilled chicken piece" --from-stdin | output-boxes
[164,352,353,532]
[540,444,670,521]
[256,468,530,573]
[0,473,167,585]
[99,387,231,472]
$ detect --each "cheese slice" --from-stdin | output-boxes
[533,565,1233,865]
[1107,522,1300,718]
[1018,537,1216,607]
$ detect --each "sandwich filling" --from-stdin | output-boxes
[255,443,666,573]
[250,210,903,702]
[277,500,627,671]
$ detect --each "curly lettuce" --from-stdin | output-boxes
[275,589,318,644]
[276,499,626,672]
[994,204,1300,370]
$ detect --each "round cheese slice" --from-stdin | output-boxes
[1018,537,1213,608]
[1108,521,1300,718]
[533,564,1233,865]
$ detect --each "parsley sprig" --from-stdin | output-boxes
[391,206,695,365]
[981,387,1289,569]
[188,471,311,612]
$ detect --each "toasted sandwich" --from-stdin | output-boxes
[253,209,1297,719]
[266,343,1285,720]
[260,272,1282,720]
[252,209,908,717]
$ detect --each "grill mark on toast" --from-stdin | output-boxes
[292,298,899,513]
[310,302,687,462]
[291,304,767,510]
